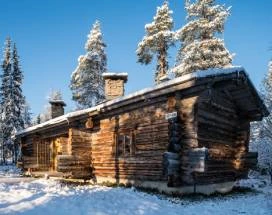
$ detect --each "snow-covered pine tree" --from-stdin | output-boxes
[0,40,27,163]
[11,43,25,162]
[40,105,51,123]
[22,101,32,128]
[34,114,41,125]
[70,20,106,108]
[40,90,64,123]
[250,60,272,181]
[174,0,233,76]
[11,43,25,130]
[48,89,63,101]
[262,61,272,136]
[0,38,13,164]
[137,1,175,84]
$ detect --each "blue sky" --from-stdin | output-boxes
[0,0,271,116]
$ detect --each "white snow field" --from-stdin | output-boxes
[0,166,271,215]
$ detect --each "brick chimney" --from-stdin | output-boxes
[102,73,128,100]
[49,100,66,119]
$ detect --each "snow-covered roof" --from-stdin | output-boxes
[16,66,263,137]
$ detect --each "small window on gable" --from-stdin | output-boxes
[116,131,135,158]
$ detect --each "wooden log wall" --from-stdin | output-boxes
[91,98,170,182]
[177,96,200,185]
[21,135,39,169]
[180,88,255,185]
[163,95,183,186]
[57,128,92,179]
[179,96,199,149]
[51,137,69,171]
[59,137,70,154]
[21,135,51,171]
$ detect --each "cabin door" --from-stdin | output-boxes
[37,140,51,171]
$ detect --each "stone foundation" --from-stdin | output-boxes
[94,176,235,195]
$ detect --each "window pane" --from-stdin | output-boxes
[124,135,130,156]
[117,132,135,157]
[118,135,124,157]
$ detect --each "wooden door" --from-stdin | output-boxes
[37,140,51,171]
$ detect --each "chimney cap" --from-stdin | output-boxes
[49,100,66,106]
[102,73,128,82]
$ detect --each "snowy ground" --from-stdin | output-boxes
[0,165,22,178]
[0,166,271,215]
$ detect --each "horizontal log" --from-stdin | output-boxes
[135,145,167,151]
[92,163,163,169]
[95,173,164,181]
[58,166,91,172]
[92,157,163,163]
[93,169,163,176]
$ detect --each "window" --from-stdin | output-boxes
[116,131,135,157]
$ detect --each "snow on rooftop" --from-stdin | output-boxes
[170,66,245,80]
[16,66,245,137]
[15,105,100,137]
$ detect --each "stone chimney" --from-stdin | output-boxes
[49,100,66,119]
[102,73,128,100]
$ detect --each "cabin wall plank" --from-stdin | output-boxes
[91,99,169,181]
[180,88,254,185]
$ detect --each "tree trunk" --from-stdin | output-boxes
[269,168,272,185]
[14,143,18,164]
[156,40,168,84]
[2,144,6,165]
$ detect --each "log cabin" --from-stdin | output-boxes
[15,67,268,194]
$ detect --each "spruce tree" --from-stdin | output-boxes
[48,89,63,101]
[137,1,175,84]
[0,39,26,163]
[34,114,41,125]
[40,90,64,123]
[39,105,51,123]
[70,20,106,108]
[22,101,32,128]
[250,60,272,182]
[0,38,13,163]
[174,0,233,76]
[11,43,25,130]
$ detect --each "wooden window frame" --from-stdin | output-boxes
[116,131,135,158]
